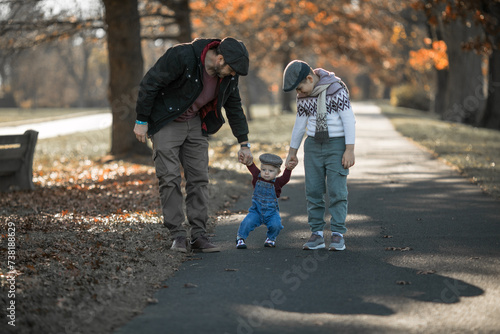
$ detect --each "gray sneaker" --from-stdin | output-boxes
[329,233,346,251]
[303,233,325,250]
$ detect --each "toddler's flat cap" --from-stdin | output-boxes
[283,60,311,92]
[219,37,249,76]
[259,153,283,168]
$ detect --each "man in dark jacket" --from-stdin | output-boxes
[134,37,253,253]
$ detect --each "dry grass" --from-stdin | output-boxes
[379,102,500,199]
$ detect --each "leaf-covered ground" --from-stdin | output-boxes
[0,156,251,333]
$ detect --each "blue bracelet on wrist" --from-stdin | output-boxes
[135,120,147,125]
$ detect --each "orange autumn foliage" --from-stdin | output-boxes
[409,40,449,71]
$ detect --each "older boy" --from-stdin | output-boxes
[283,60,356,251]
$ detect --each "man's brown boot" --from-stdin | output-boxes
[190,235,220,253]
[170,236,188,253]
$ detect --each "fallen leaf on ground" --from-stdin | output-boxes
[396,280,411,285]
[416,270,436,275]
[385,246,413,251]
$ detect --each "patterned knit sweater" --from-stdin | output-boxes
[289,68,356,149]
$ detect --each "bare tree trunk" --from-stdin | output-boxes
[427,23,448,115]
[440,19,485,124]
[476,1,500,129]
[281,92,294,113]
[57,41,92,108]
[102,0,146,156]
[480,50,500,129]
[356,73,372,100]
[281,51,293,113]
[240,75,253,121]
[159,0,192,42]
[432,68,448,115]
[78,45,91,108]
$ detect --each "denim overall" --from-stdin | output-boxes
[237,177,284,241]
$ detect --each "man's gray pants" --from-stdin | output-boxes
[152,116,209,240]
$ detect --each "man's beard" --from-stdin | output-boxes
[214,60,226,78]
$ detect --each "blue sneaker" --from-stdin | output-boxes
[264,238,276,248]
[329,233,345,251]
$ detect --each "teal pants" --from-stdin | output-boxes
[304,136,349,234]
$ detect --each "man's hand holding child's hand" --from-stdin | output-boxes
[238,144,253,166]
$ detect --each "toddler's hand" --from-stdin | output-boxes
[286,160,298,170]
[285,149,299,170]
[239,156,253,166]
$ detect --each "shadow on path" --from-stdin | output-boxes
[115,178,488,334]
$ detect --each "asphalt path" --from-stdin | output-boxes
[115,102,500,334]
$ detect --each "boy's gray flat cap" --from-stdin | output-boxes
[283,60,311,92]
[219,37,249,76]
[259,153,283,168]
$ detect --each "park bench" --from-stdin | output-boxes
[0,130,38,192]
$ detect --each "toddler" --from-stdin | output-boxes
[236,153,296,248]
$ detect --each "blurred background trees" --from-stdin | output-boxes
[0,0,499,155]
[411,0,500,128]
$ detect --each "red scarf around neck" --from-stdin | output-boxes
[201,41,221,66]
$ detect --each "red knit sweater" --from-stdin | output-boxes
[247,163,292,198]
